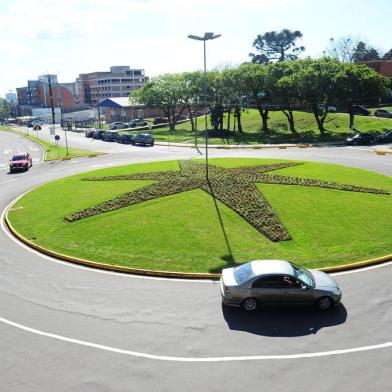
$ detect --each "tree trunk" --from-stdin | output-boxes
[234,107,243,133]
[258,108,269,133]
[164,107,175,132]
[187,104,195,132]
[209,105,221,131]
[348,104,355,128]
[312,105,325,134]
[282,109,297,135]
[227,108,231,131]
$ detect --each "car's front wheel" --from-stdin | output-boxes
[316,296,332,310]
[242,297,258,311]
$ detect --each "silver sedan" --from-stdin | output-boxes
[220,260,342,311]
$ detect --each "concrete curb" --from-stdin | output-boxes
[4,199,392,279]
[154,142,315,149]
[153,141,346,149]
[375,148,392,156]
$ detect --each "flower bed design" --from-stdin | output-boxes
[65,161,390,242]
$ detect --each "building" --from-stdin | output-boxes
[76,66,148,106]
[16,74,78,111]
[360,60,392,79]
[98,97,161,123]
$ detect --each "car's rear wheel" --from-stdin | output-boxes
[242,297,258,311]
[316,296,332,310]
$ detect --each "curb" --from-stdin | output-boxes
[154,142,315,149]
[153,141,347,149]
[4,200,392,279]
[375,148,392,156]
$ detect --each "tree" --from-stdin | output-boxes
[382,49,392,60]
[268,61,304,135]
[220,68,248,133]
[334,63,389,128]
[249,29,305,64]
[352,41,380,62]
[292,58,341,134]
[131,74,188,132]
[239,62,272,133]
[325,36,359,63]
[0,98,10,120]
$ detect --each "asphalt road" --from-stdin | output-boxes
[0,131,43,172]
[0,131,391,391]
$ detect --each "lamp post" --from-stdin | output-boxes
[188,32,221,181]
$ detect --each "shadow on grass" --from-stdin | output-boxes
[207,182,240,273]
[150,127,356,145]
[222,303,347,337]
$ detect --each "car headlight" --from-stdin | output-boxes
[332,288,341,296]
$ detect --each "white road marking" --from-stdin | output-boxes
[29,147,40,151]
[3,149,13,154]
[0,315,390,362]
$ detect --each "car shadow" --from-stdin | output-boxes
[222,302,347,337]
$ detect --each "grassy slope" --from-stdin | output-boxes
[0,126,100,160]
[130,109,392,144]
[8,158,392,273]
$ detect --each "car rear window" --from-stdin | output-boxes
[13,155,26,161]
[233,263,255,284]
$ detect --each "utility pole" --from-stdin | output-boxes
[48,75,56,135]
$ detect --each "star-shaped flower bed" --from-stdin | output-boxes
[65,161,390,242]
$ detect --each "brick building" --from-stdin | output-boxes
[360,60,392,78]
[16,74,78,110]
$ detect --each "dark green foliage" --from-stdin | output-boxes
[249,29,305,64]
[65,161,390,243]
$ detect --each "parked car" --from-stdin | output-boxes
[174,114,188,121]
[9,153,33,173]
[109,122,129,130]
[152,117,168,125]
[101,131,120,142]
[376,130,392,144]
[374,108,392,118]
[92,130,106,139]
[27,120,44,127]
[317,104,337,112]
[345,132,374,146]
[85,129,95,138]
[128,119,148,128]
[117,134,135,144]
[132,133,155,146]
[352,105,370,116]
[220,260,342,311]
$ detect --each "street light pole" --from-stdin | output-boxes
[188,32,221,181]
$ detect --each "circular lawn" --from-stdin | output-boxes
[7,158,392,273]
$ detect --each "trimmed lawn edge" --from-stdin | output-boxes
[4,196,392,279]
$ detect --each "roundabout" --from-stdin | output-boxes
[0,131,391,391]
[5,157,392,275]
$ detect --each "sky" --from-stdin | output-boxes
[1,0,392,97]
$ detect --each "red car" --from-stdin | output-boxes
[9,153,33,173]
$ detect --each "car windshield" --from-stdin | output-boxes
[12,155,26,161]
[233,263,255,284]
[293,268,314,287]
